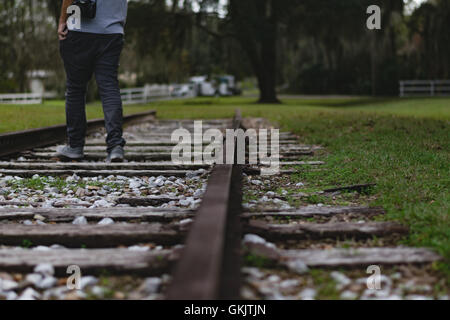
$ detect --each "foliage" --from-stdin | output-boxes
[1,1,450,98]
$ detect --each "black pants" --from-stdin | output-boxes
[60,31,125,152]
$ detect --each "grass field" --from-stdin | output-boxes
[1,96,449,280]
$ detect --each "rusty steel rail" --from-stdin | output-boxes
[167,110,243,300]
[0,110,156,158]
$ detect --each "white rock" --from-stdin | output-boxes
[23,220,33,226]
[98,218,114,225]
[90,286,105,297]
[243,234,267,245]
[241,287,257,300]
[42,286,69,300]
[179,199,192,206]
[251,180,262,186]
[18,288,41,300]
[295,182,305,187]
[34,263,55,276]
[0,279,18,291]
[65,174,80,182]
[5,291,18,300]
[360,288,391,300]
[267,275,281,283]
[50,244,66,250]
[279,279,300,289]
[93,199,113,207]
[141,278,162,295]
[154,178,165,187]
[36,276,57,289]
[128,245,150,252]
[258,286,284,300]
[80,276,98,290]
[340,290,358,300]
[129,180,141,189]
[25,274,43,286]
[72,216,88,225]
[242,267,265,279]
[299,288,316,300]
[32,246,51,251]
[41,200,55,208]
[179,218,193,226]
[75,188,85,197]
[285,259,309,274]
[193,189,203,198]
[33,214,46,221]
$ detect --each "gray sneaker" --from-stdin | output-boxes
[55,145,84,160]
[107,145,124,163]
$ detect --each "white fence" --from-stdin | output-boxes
[0,84,196,105]
[120,84,196,105]
[0,93,43,105]
[400,80,450,97]
[0,92,58,105]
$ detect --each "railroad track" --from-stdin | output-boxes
[0,110,444,300]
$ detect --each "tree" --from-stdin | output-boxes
[197,0,300,103]
[408,0,450,79]
[0,0,60,93]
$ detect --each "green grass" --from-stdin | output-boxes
[158,96,449,279]
[0,100,162,133]
[1,96,449,279]
[0,96,448,133]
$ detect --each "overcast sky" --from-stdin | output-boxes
[405,0,428,14]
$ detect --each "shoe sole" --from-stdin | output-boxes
[107,155,124,163]
[56,154,84,162]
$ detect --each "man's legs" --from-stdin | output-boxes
[60,32,95,149]
[94,34,126,154]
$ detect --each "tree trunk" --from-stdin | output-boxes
[229,0,280,104]
[256,64,279,103]
[239,37,280,104]
[257,28,280,104]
